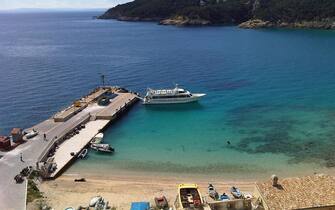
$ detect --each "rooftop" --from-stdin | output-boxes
[256,174,335,209]
[11,128,22,134]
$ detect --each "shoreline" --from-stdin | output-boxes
[38,173,256,210]
[98,16,335,30]
[34,163,335,209]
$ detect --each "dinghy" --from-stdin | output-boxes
[230,186,242,199]
[89,196,102,207]
[154,196,168,209]
[208,184,219,200]
[95,198,108,210]
[77,148,88,159]
[91,133,104,144]
[219,193,230,201]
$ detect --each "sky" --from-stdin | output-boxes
[0,0,131,10]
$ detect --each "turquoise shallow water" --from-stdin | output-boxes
[1,11,335,179]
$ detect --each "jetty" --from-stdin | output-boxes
[38,87,139,178]
[0,86,139,210]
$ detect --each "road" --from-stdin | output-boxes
[0,105,104,210]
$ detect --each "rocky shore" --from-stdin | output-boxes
[159,16,211,26]
[98,0,335,30]
[239,19,335,29]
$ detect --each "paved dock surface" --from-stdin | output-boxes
[0,105,101,210]
[50,120,109,178]
[96,92,137,119]
[0,90,138,210]
[53,88,108,122]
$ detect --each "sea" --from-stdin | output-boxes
[1,10,335,180]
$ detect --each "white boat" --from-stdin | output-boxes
[143,85,205,105]
[77,148,88,159]
[91,133,104,144]
[89,196,102,207]
[90,143,115,153]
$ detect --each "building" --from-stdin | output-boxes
[0,136,11,150]
[253,174,335,210]
[11,128,23,142]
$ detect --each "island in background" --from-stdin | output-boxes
[98,0,335,29]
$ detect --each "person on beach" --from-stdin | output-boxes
[20,153,24,162]
[43,133,47,141]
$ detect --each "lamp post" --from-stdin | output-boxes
[101,74,105,87]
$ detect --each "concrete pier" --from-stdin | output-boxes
[53,88,109,122]
[38,91,138,179]
[96,92,137,120]
[49,120,109,178]
[0,86,139,210]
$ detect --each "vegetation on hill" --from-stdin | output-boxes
[98,0,199,20]
[253,0,335,22]
[99,0,335,28]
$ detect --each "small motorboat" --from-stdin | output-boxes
[230,186,242,199]
[24,129,38,139]
[208,184,219,200]
[89,196,102,207]
[219,193,230,201]
[244,193,252,199]
[90,144,114,153]
[77,148,88,159]
[95,198,108,210]
[154,196,168,209]
[91,133,104,144]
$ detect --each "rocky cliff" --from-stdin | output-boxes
[99,0,335,29]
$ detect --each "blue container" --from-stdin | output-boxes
[130,202,150,210]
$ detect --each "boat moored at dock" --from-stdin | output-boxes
[77,148,88,159]
[91,132,104,144]
[143,85,205,104]
[90,143,115,153]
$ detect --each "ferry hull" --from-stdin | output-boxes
[143,94,205,105]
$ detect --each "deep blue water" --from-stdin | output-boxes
[1,11,335,179]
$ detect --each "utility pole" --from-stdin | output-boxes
[101,74,105,87]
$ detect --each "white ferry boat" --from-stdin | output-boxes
[143,85,205,104]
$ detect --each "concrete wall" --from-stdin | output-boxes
[296,206,335,210]
[209,199,252,210]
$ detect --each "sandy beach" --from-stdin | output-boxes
[36,172,256,210]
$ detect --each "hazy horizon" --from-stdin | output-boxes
[0,0,131,10]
